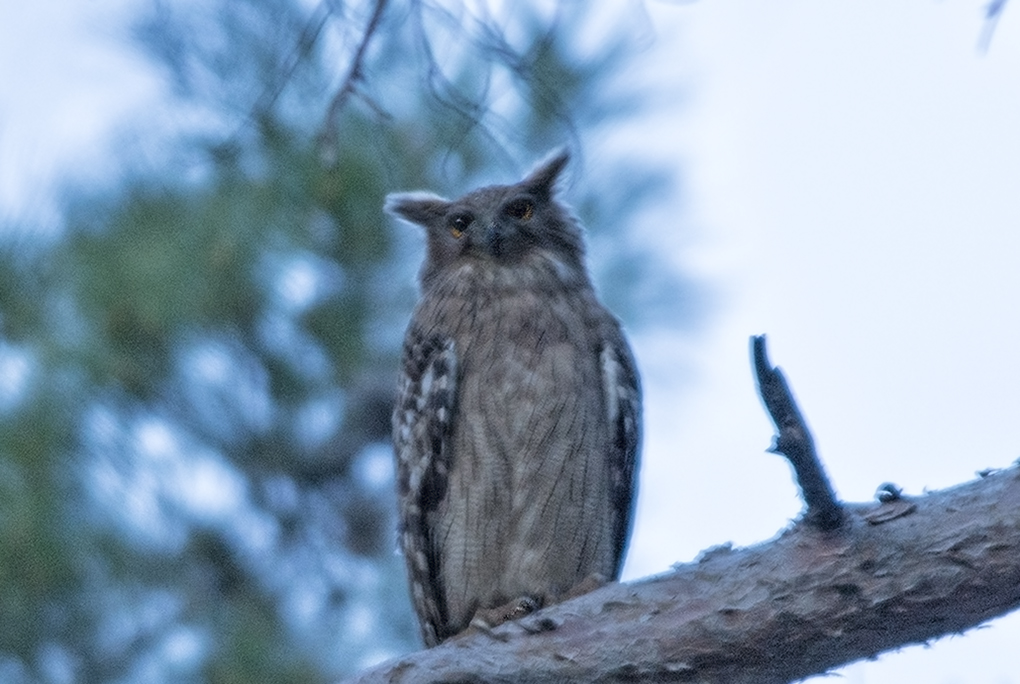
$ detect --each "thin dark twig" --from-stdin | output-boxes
[217,0,332,154]
[319,0,389,152]
[752,335,844,530]
[469,4,584,162]
[413,3,504,158]
[249,0,333,123]
[979,0,1010,52]
[391,1,517,178]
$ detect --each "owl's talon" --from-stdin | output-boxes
[519,615,560,634]
[471,595,543,632]
[465,617,510,642]
[561,572,609,601]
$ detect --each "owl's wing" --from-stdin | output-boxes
[600,335,642,576]
[393,328,457,647]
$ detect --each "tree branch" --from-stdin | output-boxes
[348,468,1020,683]
[346,340,1020,682]
[979,0,1010,51]
[249,0,333,125]
[318,0,389,157]
[752,335,843,530]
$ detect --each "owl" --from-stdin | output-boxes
[387,150,641,647]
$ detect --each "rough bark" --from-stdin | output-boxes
[346,337,1020,682]
[346,466,1020,683]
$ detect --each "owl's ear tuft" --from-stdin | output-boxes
[522,149,570,198]
[385,193,450,227]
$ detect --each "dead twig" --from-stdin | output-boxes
[752,335,844,530]
[318,0,389,157]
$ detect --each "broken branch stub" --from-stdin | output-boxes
[751,335,844,530]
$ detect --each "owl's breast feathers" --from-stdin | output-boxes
[394,258,641,645]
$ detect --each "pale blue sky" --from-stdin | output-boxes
[629,4,1020,683]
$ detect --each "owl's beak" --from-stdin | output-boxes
[484,222,505,258]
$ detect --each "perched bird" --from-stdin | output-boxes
[387,150,641,647]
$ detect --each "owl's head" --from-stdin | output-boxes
[386,150,586,287]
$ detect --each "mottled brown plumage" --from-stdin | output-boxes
[387,151,641,647]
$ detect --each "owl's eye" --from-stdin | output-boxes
[448,213,472,238]
[504,197,534,221]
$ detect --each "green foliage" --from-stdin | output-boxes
[0,1,699,681]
